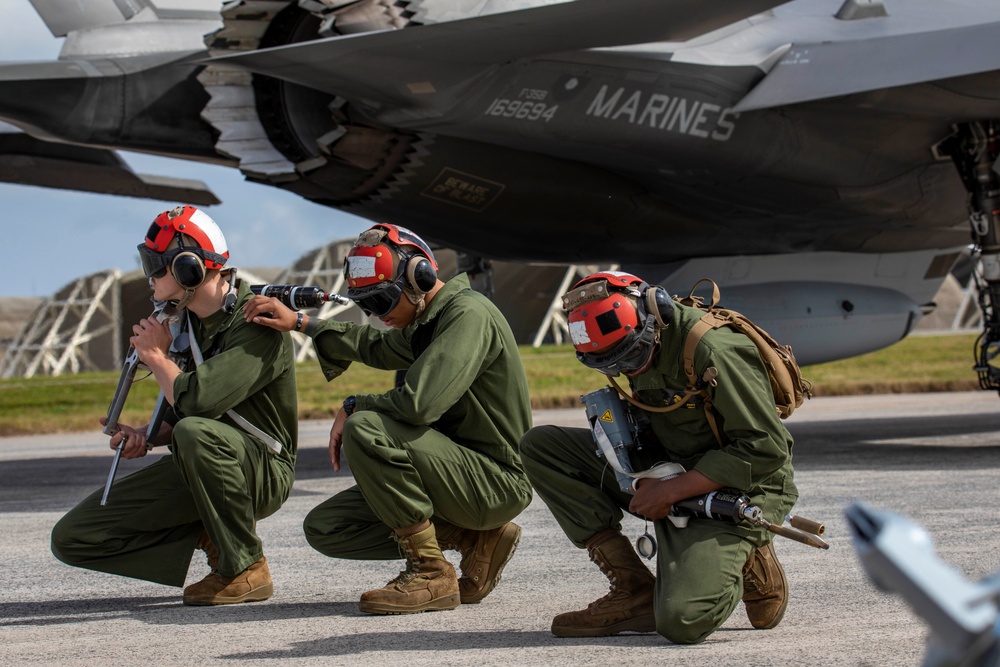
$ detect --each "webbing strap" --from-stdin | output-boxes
[680,310,732,449]
[606,374,701,413]
[683,314,723,388]
[187,314,283,455]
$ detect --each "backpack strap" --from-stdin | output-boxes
[606,374,701,413]
[682,309,730,448]
[606,277,729,445]
[677,277,722,309]
[682,312,726,389]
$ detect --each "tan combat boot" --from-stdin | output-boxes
[359,521,461,615]
[551,528,656,637]
[436,521,522,604]
[182,529,220,593]
[195,529,219,571]
[183,556,273,606]
[742,540,788,629]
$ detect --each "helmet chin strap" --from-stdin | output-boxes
[403,285,427,319]
[175,287,197,312]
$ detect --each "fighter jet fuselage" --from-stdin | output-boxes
[6,0,1000,368]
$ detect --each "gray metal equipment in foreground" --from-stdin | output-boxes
[846,502,1000,667]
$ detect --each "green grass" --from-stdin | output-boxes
[0,333,983,436]
[798,333,981,396]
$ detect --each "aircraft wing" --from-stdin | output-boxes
[0,125,219,205]
[209,0,789,105]
[734,20,1000,112]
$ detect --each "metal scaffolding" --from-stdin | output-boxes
[273,239,359,362]
[2,270,121,378]
[532,264,618,347]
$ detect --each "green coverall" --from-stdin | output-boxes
[302,274,533,560]
[520,300,798,644]
[51,281,298,586]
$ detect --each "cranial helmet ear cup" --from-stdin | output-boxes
[405,255,437,293]
[171,251,207,289]
[645,286,674,328]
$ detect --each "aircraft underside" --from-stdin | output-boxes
[6,0,1000,373]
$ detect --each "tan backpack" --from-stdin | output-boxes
[608,278,812,445]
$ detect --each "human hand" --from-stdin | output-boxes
[328,408,348,472]
[630,470,721,522]
[100,417,150,460]
[629,478,674,521]
[243,295,299,332]
[130,317,171,366]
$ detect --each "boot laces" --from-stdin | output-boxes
[389,534,422,586]
[590,552,626,603]
[743,554,770,595]
[387,565,419,587]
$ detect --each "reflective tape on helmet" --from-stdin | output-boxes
[347,255,378,280]
[569,320,591,346]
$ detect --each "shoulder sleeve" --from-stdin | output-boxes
[173,319,292,419]
[358,293,499,424]
[690,332,793,490]
[310,317,414,381]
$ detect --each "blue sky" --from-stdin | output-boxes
[0,4,370,297]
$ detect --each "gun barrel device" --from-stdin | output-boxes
[672,490,829,549]
[582,386,829,550]
[250,284,349,310]
[100,304,189,506]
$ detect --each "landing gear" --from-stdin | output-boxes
[943,121,1000,391]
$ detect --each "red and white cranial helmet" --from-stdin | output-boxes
[144,205,228,269]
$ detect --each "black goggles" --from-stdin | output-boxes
[137,244,181,279]
[350,278,406,317]
[576,315,658,376]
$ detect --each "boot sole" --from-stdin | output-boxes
[461,523,522,604]
[359,592,461,615]
[754,591,789,630]
[183,583,274,606]
[551,614,657,638]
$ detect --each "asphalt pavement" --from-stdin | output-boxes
[3,392,1000,666]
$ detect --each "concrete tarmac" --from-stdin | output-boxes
[3,392,1000,666]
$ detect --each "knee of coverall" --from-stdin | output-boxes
[339,410,386,465]
[302,504,330,554]
[50,513,84,566]
[518,424,562,466]
[170,416,218,469]
[655,595,726,645]
[302,503,364,559]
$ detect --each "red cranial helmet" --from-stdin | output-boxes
[562,271,672,375]
[344,223,439,317]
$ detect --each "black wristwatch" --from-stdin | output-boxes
[342,395,356,416]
